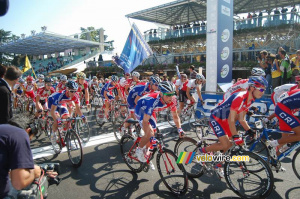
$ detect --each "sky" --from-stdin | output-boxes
[1,0,174,60]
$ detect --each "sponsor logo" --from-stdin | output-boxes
[221,47,230,60]
[221,29,230,42]
[221,64,230,78]
[221,5,231,17]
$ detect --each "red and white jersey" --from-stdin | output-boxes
[119,77,133,89]
[36,81,45,89]
[24,83,36,92]
[278,89,300,110]
[56,82,67,93]
[187,79,201,90]
[175,79,189,91]
[224,79,249,100]
[37,86,55,100]
[89,80,98,88]
[77,80,88,93]
[272,84,298,105]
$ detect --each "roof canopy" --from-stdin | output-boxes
[126,0,296,26]
[0,31,108,55]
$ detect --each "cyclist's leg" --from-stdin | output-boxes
[178,90,185,114]
[138,113,157,149]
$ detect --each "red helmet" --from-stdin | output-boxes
[26,76,34,81]
[295,75,300,82]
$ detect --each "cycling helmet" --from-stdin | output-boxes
[295,75,300,82]
[66,81,79,90]
[26,76,34,81]
[44,77,51,83]
[251,67,266,76]
[92,76,98,80]
[149,76,162,84]
[76,72,86,79]
[158,81,176,93]
[60,75,67,81]
[52,77,57,81]
[111,75,119,82]
[38,74,44,79]
[132,71,140,77]
[196,73,205,81]
[248,76,268,88]
[19,78,25,84]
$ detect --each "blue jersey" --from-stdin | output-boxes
[278,89,300,110]
[100,81,118,97]
[48,90,80,108]
[127,82,151,109]
[52,82,58,90]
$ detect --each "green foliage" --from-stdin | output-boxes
[80,27,100,42]
[0,29,20,65]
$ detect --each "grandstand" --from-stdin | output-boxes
[126,0,300,73]
[0,29,112,76]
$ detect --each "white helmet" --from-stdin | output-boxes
[132,71,140,77]
[251,68,266,76]
[60,75,67,81]
[196,74,205,81]
[38,74,44,79]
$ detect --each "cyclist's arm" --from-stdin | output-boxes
[75,103,83,117]
[10,166,40,190]
[228,109,239,137]
[171,110,182,128]
[186,87,194,102]
[124,85,130,95]
[237,111,251,131]
[84,88,89,104]
[196,85,203,102]
[35,95,41,110]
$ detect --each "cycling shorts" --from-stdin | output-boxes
[209,114,232,138]
[135,112,157,130]
[179,90,190,102]
[275,102,300,131]
[39,99,48,109]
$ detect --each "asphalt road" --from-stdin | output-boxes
[31,111,300,199]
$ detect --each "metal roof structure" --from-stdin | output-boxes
[126,0,298,26]
[0,31,109,55]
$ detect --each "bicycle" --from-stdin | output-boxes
[120,119,188,196]
[174,130,274,198]
[243,115,300,177]
[14,94,26,113]
[50,117,83,168]
[167,100,195,129]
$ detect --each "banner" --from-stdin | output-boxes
[113,23,153,73]
[176,65,181,78]
[23,56,32,73]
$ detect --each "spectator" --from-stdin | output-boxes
[265,55,273,94]
[279,49,292,84]
[257,50,268,69]
[189,65,197,79]
[290,50,300,82]
[281,7,288,21]
[274,8,280,26]
[0,64,7,78]
[0,114,41,198]
[201,21,206,32]
[272,54,282,90]
[253,12,257,27]
[291,5,297,22]
[0,66,22,124]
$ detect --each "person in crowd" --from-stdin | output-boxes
[290,50,300,82]
[189,65,198,79]
[281,7,288,21]
[274,8,280,26]
[272,52,282,89]
[0,66,22,124]
[0,114,41,198]
[278,49,292,84]
[0,64,7,78]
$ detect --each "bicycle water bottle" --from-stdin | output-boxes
[266,140,277,159]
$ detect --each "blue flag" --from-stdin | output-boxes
[113,23,153,73]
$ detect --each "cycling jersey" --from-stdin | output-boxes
[48,91,80,107]
[56,82,67,93]
[100,81,119,101]
[52,82,58,90]
[187,79,201,90]
[127,82,152,111]
[223,79,249,100]
[37,86,55,100]
[275,89,300,131]
[24,83,36,101]
[135,92,177,130]
[175,79,189,91]
[119,77,133,97]
[210,91,255,137]
[36,81,44,89]
[89,80,98,88]
[271,84,298,105]
[77,80,88,93]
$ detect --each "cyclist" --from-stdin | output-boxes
[89,76,99,96]
[48,81,85,142]
[36,74,45,89]
[100,75,122,122]
[24,76,37,111]
[121,76,161,135]
[186,73,206,105]
[56,75,67,93]
[175,74,189,114]
[135,81,184,163]
[76,72,90,109]
[35,77,55,118]
[268,88,300,155]
[13,78,25,109]
[119,72,132,98]
[223,67,266,100]
[52,77,58,90]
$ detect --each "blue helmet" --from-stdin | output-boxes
[248,76,268,88]
[66,80,78,90]
[149,76,161,84]
[158,81,176,93]
[111,75,119,82]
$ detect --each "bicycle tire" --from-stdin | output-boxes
[44,117,53,138]
[292,148,300,180]
[224,151,274,199]
[76,119,90,143]
[113,121,123,143]
[94,106,105,125]
[66,130,83,168]
[174,137,204,178]
[157,148,188,196]
[120,135,143,173]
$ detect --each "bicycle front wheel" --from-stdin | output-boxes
[292,148,300,180]
[66,130,83,168]
[174,137,204,178]
[224,151,274,199]
[157,148,188,196]
[76,119,90,143]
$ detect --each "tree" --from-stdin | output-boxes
[80,27,99,42]
[0,29,20,65]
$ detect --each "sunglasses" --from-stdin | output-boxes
[256,88,266,92]
[163,92,176,96]
[69,90,77,93]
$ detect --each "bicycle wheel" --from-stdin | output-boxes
[76,119,90,143]
[120,135,143,173]
[157,148,188,196]
[292,148,300,180]
[66,130,83,168]
[44,117,53,138]
[94,106,105,125]
[113,121,124,143]
[224,151,274,199]
[174,137,204,178]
